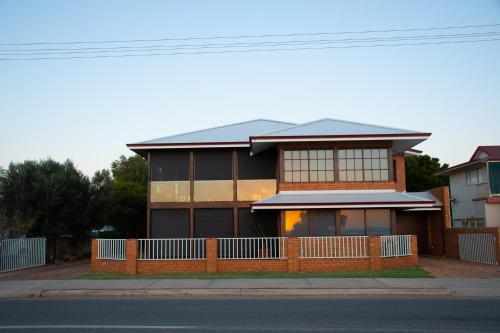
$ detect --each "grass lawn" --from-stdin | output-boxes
[73,267,432,279]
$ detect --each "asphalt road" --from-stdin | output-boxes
[0,297,499,332]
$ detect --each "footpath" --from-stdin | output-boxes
[1,278,500,298]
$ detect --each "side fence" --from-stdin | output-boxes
[445,227,500,265]
[91,235,418,275]
[0,238,46,273]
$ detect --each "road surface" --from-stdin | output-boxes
[0,296,499,332]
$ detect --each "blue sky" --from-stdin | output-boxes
[1,0,499,175]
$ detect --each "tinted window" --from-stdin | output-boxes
[195,150,232,180]
[366,209,391,235]
[238,149,276,179]
[340,209,365,235]
[284,210,309,236]
[238,208,278,237]
[151,151,189,181]
[310,210,336,236]
[151,209,189,238]
[194,208,233,237]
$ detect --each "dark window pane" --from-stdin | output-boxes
[340,209,365,235]
[285,210,309,236]
[238,149,276,179]
[310,210,336,236]
[195,150,232,180]
[194,208,233,237]
[238,208,278,237]
[151,209,189,238]
[366,209,391,235]
[489,162,500,194]
[151,151,189,181]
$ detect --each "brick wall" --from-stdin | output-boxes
[91,236,419,275]
[444,227,500,260]
[429,186,452,229]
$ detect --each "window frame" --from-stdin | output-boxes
[283,149,335,183]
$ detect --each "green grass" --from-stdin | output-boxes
[72,267,432,280]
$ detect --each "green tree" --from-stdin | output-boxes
[0,159,90,239]
[405,155,449,192]
[87,169,112,231]
[109,155,147,238]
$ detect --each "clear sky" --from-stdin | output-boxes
[1,0,499,176]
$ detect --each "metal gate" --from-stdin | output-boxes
[458,234,497,265]
[0,238,46,273]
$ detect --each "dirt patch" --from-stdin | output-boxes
[0,259,90,280]
[419,256,500,278]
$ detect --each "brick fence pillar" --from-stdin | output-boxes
[125,239,138,275]
[287,237,300,272]
[206,238,218,273]
[90,239,98,272]
[369,236,382,270]
[411,235,419,265]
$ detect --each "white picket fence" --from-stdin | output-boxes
[0,238,46,273]
[380,235,412,257]
[300,236,368,258]
[97,239,126,260]
[218,237,287,259]
[458,234,497,265]
[138,238,206,260]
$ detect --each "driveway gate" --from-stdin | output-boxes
[458,234,497,265]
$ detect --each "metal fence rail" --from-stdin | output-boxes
[0,237,46,273]
[381,235,412,257]
[138,238,206,260]
[218,237,287,259]
[300,236,368,258]
[458,234,497,265]
[97,239,126,260]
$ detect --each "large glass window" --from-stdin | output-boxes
[490,162,500,194]
[194,209,233,238]
[193,180,233,201]
[237,179,276,201]
[150,181,190,202]
[466,167,487,185]
[283,150,334,182]
[366,209,391,235]
[310,210,336,236]
[151,209,189,238]
[339,210,365,235]
[194,150,232,180]
[151,151,189,181]
[284,210,309,236]
[238,149,276,179]
[238,209,278,237]
[338,148,389,182]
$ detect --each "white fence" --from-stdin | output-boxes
[218,237,287,259]
[300,236,368,258]
[97,239,126,260]
[0,238,46,273]
[458,234,497,265]
[138,238,206,260]
[381,235,412,257]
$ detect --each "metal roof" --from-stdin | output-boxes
[134,119,295,145]
[254,118,421,137]
[252,190,437,209]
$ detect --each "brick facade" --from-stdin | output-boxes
[91,236,419,275]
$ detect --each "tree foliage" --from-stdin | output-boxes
[405,155,449,192]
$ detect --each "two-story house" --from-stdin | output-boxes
[127,118,450,255]
[437,146,500,228]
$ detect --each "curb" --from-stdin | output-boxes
[3,288,451,298]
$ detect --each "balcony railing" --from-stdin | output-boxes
[218,237,287,259]
[299,236,369,258]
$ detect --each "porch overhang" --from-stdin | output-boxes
[252,190,439,210]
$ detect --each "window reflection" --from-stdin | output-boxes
[284,210,309,236]
[150,181,190,202]
[237,179,276,201]
[193,180,233,201]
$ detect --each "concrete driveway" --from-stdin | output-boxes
[419,256,500,278]
[0,259,89,280]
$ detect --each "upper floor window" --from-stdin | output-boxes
[338,148,389,182]
[466,167,486,185]
[283,150,334,182]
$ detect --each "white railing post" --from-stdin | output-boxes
[299,236,369,259]
[217,237,287,260]
[136,238,207,260]
[380,235,412,257]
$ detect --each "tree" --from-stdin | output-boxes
[405,155,449,192]
[87,169,112,231]
[109,155,147,238]
[0,159,91,239]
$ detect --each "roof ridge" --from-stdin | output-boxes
[140,119,295,143]
[258,117,422,136]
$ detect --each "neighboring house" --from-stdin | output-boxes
[127,118,450,255]
[437,146,500,228]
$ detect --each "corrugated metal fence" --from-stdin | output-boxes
[0,238,46,273]
[458,234,497,265]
